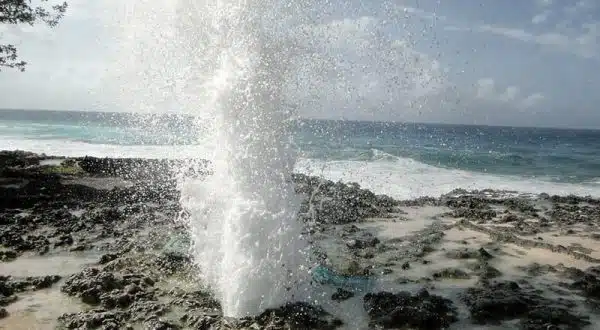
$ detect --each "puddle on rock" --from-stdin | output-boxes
[39,159,64,166]
[2,253,100,277]
[0,288,86,330]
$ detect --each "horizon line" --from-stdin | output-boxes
[0,107,598,132]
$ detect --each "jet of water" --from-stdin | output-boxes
[174,0,314,317]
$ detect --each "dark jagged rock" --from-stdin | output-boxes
[239,302,342,330]
[344,232,380,250]
[547,194,600,205]
[0,295,17,307]
[502,198,539,214]
[363,289,458,329]
[478,247,494,260]
[445,197,491,209]
[58,301,171,329]
[462,281,535,323]
[0,274,62,293]
[478,264,503,279]
[445,247,493,261]
[128,301,169,322]
[144,319,181,330]
[499,213,521,223]
[521,306,590,330]
[293,173,397,224]
[568,266,600,299]
[462,281,588,328]
[99,253,119,265]
[0,250,17,261]
[0,176,102,210]
[397,196,439,207]
[432,268,471,280]
[180,314,220,329]
[170,289,221,312]
[61,268,156,308]
[452,208,497,220]
[10,275,62,292]
[445,248,480,259]
[331,288,354,301]
[0,274,62,307]
[519,263,557,277]
[154,251,192,274]
[76,156,209,180]
[58,309,129,329]
[81,208,125,225]
[0,150,42,168]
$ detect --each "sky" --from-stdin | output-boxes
[0,0,599,129]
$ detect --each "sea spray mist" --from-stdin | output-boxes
[172,0,313,317]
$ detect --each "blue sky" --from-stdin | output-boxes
[0,0,598,128]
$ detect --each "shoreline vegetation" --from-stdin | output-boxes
[1,149,600,329]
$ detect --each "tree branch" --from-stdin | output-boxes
[0,0,68,71]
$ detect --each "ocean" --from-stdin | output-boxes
[1,109,599,199]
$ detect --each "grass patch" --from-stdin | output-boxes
[41,160,86,175]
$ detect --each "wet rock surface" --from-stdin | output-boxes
[1,151,600,329]
[238,302,343,330]
[294,173,398,224]
[364,289,458,329]
[462,281,590,329]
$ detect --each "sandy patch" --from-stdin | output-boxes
[2,254,99,277]
[0,289,84,330]
[523,231,600,259]
[498,243,596,271]
[359,206,452,240]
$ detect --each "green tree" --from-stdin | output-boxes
[0,0,67,71]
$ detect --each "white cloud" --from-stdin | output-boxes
[475,22,598,59]
[532,10,551,24]
[443,25,470,32]
[474,78,544,110]
[399,6,446,22]
[564,1,593,15]
[0,0,120,110]
[519,93,545,109]
[440,1,598,60]
[286,16,445,120]
[408,78,548,127]
[536,0,553,7]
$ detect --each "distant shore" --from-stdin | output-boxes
[2,149,600,329]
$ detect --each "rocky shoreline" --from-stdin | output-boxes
[1,150,600,329]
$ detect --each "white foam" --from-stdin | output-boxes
[295,156,600,200]
[0,137,210,159]
[4,136,599,200]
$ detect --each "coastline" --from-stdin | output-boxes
[1,150,600,329]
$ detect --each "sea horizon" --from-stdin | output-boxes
[1,108,598,132]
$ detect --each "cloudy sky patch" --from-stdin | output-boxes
[0,0,598,128]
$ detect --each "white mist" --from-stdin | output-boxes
[173,0,312,317]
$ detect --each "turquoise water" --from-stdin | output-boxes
[296,119,600,184]
[1,109,599,186]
